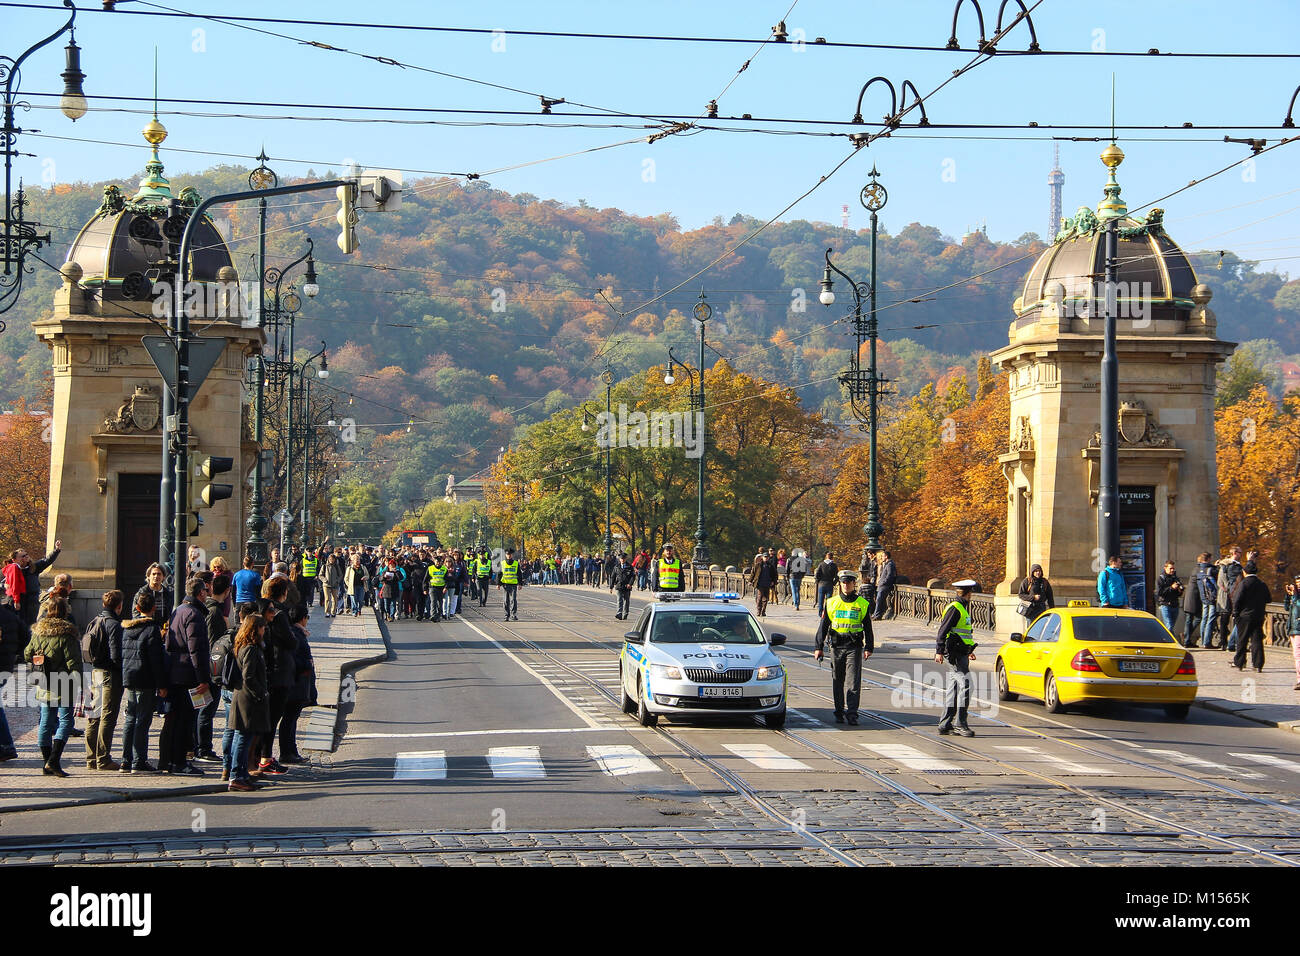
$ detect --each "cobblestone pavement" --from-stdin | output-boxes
[4,785,1298,865]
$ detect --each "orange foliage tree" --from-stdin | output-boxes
[0,397,52,556]
[1215,384,1300,588]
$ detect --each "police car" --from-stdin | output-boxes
[618,592,788,728]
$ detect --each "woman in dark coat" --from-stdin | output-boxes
[1017,564,1055,622]
[228,614,270,792]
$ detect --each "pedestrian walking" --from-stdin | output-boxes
[935,579,979,737]
[814,552,837,614]
[1016,564,1055,622]
[748,550,773,616]
[1286,575,1300,690]
[1230,561,1272,673]
[873,551,897,620]
[475,550,492,607]
[1097,556,1127,608]
[344,554,368,616]
[788,550,810,610]
[321,553,342,618]
[611,553,635,620]
[24,595,82,776]
[500,548,520,620]
[813,569,874,724]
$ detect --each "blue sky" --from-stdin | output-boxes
[6,0,1299,276]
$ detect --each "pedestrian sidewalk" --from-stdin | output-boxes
[0,607,386,813]
[744,593,1300,733]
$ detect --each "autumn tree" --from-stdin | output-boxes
[1215,385,1300,587]
[0,397,52,556]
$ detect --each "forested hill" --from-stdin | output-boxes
[4,163,1295,517]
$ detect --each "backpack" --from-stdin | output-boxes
[210,633,235,688]
[81,615,108,665]
[1197,568,1216,606]
[219,640,243,690]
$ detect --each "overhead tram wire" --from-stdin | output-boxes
[4,2,1297,58]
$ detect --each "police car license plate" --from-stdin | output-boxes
[1118,660,1161,673]
[700,686,743,698]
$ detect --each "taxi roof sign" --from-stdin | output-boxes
[1068,599,1092,607]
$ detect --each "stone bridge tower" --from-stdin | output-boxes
[33,117,261,622]
[989,146,1235,635]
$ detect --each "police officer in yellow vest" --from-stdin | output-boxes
[934,579,978,737]
[301,548,319,607]
[475,550,492,607]
[499,547,520,621]
[813,569,875,724]
[653,545,684,593]
[426,555,448,623]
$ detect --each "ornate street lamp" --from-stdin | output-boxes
[1,0,87,323]
[665,291,711,569]
[821,166,889,571]
[580,360,616,558]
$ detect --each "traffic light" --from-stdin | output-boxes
[196,454,234,508]
[336,183,358,254]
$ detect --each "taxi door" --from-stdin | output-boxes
[1006,614,1052,695]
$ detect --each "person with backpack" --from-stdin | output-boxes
[1197,557,1220,648]
[215,603,251,782]
[227,612,270,793]
[119,590,165,773]
[82,590,125,771]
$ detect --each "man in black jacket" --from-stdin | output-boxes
[610,553,636,620]
[14,539,61,625]
[194,575,230,764]
[119,591,165,772]
[1231,561,1273,673]
[0,592,27,761]
[159,576,212,776]
[83,590,125,771]
[813,553,838,614]
[256,584,297,775]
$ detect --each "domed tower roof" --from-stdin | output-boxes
[64,115,235,304]
[1014,143,1199,324]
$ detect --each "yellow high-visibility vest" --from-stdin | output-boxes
[501,561,519,585]
[825,594,871,633]
[945,601,974,645]
[301,554,317,576]
[657,558,681,590]
[427,564,447,587]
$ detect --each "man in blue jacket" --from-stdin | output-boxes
[1097,556,1127,608]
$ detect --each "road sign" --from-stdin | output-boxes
[275,508,293,526]
[141,335,227,402]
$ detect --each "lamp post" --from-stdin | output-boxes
[820,166,889,571]
[665,290,711,569]
[580,360,616,559]
[1,1,86,324]
[294,342,328,548]
[1096,142,1126,563]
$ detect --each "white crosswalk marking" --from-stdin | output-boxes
[487,746,546,779]
[1142,748,1266,779]
[860,743,962,772]
[587,745,661,776]
[393,751,447,780]
[1229,752,1300,774]
[723,743,811,771]
[996,745,1113,775]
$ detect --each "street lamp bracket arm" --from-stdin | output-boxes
[1,1,76,100]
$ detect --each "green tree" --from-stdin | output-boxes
[332,480,385,542]
[1217,338,1283,407]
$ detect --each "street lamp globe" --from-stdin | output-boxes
[664,370,675,385]
[59,36,88,121]
[317,367,329,379]
[302,281,320,298]
[819,286,835,306]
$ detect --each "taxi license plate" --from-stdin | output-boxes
[700,686,743,698]
[1118,660,1161,673]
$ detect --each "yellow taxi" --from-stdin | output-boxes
[995,601,1198,719]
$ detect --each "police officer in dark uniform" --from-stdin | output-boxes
[935,579,978,737]
[813,569,875,725]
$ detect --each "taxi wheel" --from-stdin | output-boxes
[635,676,658,727]
[1044,671,1066,714]
[996,661,1018,702]
[1164,703,1190,720]
[619,663,635,714]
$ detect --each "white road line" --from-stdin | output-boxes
[351,727,621,740]
[393,751,447,780]
[722,743,811,771]
[587,745,661,776]
[860,743,963,772]
[996,745,1114,775]
[458,618,604,729]
[1142,748,1266,779]
[1229,752,1300,774]
[487,745,546,779]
